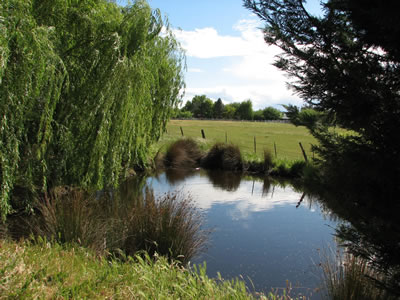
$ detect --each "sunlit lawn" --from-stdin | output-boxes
[163,119,317,161]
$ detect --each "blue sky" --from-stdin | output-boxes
[117,0,324,110]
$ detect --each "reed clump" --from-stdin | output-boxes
[32,188,109,252]
[122,189,208,264]
[319,249,398,300]
[30,187,207,264]
[164,138,203,169]
[201,143,243,171]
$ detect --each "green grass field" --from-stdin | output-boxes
[163,120,317,161]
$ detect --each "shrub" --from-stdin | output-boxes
[164,139,203,169]
[201,143,243,171]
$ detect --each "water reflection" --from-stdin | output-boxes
[147,169,337,298]
[149,169,313,216]
[206,170,242,191]
[305,184,400,296]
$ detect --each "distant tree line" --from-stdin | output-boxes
[174,95,284,121]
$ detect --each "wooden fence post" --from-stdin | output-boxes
[201,129,206,139]
[180,126,184,137]
[225,132,227,143]
[254,136,257,153]
[299,142,308,162]
[274,142,277,158]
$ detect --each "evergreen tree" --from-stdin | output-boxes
[244,0,400,201]
[213,98,225,119]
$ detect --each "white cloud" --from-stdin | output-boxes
[175,18,302,109]
[187,68,204,73]
[173,18,270,59]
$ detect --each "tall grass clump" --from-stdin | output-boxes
[319,248,398,300]
[122,189,208,264]
[30,188,207,264]
[264,148,274,171]
[31,188,110,253]
[201,143,243,171]
[164,138,203,169]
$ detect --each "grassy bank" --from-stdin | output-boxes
[0,239,304,299]
[163,120,316,161]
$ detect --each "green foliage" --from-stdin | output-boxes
[0,0,67,216]
[174,109,193,119]
[253,109,265,121]
[0,0,185,219]
[263,107,282,120]
[0,239,269,299]
[283,105,323,130]
[235,99,253,120]
[223,103,237,119]
[244,0,400,202]
[213,98,225,119]
[184,95,214,118]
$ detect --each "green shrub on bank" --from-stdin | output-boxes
[270,159,308,178]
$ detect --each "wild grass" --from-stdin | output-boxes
[201,143,243,171]
[0,238,309,299]
[29,187,207,264]
[121,189,208,264]
[164,138,203,169]
[164,120,317,161]
[0,239,260,299]
[270,159,308,178]
[318,248,398,300]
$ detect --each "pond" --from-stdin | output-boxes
[139,169,339,298]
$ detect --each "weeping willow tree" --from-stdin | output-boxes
[0,0,185,219]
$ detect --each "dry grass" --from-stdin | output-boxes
[318,248,398,300]
[201,143,243,171]
[164,138,203,169]
[122,189,208,264]
[29,187,208,264]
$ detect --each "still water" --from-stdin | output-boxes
[145,169,338,297]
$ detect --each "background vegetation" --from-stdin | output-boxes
[0,0,185,219]
[175,95,284,121]
[163,120,316,161]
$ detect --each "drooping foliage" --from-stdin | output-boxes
[0,0,185,219]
